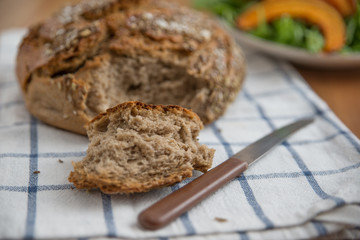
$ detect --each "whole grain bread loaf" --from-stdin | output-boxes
[68,101,215,194]
[16,0,246,135]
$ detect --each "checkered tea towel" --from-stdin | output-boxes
[1,29,360,240]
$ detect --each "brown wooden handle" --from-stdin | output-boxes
[138,158,248,230]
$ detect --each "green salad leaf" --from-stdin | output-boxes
[249,15,324,53]
[342,1,360,52]
[193,0,257,26]
[193,0,360,54]
[304,27,325,53]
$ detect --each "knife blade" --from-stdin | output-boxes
[138,118,314,230]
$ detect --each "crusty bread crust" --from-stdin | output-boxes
[89,101,201,125]
[16,0,246,135]
[68,101,214,194]
[69,164,193,194]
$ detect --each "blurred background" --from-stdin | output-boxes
[0,0,359,137]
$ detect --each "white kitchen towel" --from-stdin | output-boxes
[0,29,359,240]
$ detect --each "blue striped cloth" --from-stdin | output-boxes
[1,29,359,240]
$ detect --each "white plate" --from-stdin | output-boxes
[220,21,360,70]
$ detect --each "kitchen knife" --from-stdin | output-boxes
[138,118,314,230]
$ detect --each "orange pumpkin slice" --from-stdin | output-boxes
[236,0,346,52]
[322,0,355,16]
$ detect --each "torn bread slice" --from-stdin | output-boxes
[68,101,215,194]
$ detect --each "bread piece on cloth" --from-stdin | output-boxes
[16,0,246,134]
[68,101,215,194]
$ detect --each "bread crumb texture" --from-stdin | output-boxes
[68,101,215,194]
[16,0,246,134]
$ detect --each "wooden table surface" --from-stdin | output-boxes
[1,0,359,138]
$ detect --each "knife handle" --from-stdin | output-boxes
[138,158,248,230]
